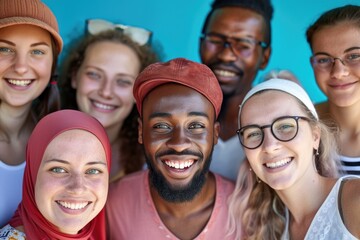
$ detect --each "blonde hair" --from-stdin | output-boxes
[227,92,341,239]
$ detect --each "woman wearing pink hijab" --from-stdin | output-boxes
[0,110,111,239]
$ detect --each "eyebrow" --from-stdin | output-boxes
[0,39,50,48]
[314,46,360,56]
[43,159,107,166]
[149,111,209,119]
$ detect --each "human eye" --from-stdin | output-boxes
[243,127,262,141]
[116,78,133,87]
[188,122,206,134]
[153,122,171,133]
[49,167,67,173]
[86,168,102,175]
[346,52,360,63]
[86,70,102,80]
[206,35,224,45]
[274,119,296,134]
[31,49,45,55]
[234,39,253,50]
[0,47,14,55]
[314,55,332,65]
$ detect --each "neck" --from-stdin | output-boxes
[0,103,33,141]
[329,102,360,133]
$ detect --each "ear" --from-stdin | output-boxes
[138,117,143,144]
[71,71,78,89]
[260,46,271,69]
[312,125,321,150]
[213,121,220,145]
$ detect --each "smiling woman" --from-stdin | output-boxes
[0,110,111,239]
[0,0,63,228]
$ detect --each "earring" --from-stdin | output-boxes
[315,148,319,156]
[250,168,261,183]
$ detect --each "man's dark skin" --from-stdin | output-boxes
[138,83,220,240]
[200,7,271,140]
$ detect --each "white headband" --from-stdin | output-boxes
[238,78,318,128]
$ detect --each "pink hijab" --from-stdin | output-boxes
[9,110,111,240]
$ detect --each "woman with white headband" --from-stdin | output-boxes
[227,78,360,239]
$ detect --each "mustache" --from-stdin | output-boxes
[155,149,203,159]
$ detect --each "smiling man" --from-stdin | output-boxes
[106,58,235,240]
[200,0,273,181]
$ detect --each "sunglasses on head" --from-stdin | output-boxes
[86,19,152,46]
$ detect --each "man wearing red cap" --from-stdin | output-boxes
[106,58,235,239]
[200,0,273,181]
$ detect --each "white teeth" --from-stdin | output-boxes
[164,160,194,169]
[214,69,236,77]
[93,101,115,110]
[265,158,292,169]
[57,201,88,210]
[7,79,32,86]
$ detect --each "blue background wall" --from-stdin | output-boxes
[43,0,359,104]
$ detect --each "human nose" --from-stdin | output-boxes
[98,79,113,99]
[330,58,350,79]
[166,127,192,152]
[13,53,29,75]
[261,128,280,152]
[217,41,238,62]
[67,174,86,194]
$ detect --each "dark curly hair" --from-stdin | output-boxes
[58,30,159,181]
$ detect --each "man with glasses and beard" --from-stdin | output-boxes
[106,58,235,239]
[200,0,273,181]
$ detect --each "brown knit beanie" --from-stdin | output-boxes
[0,0,63,53]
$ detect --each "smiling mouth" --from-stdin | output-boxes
[92,100,116,110]
[163,159,195,170]
[214,69,238,78]
[264,158,293,169]
[6,79,33,87]
[56,200,91,210]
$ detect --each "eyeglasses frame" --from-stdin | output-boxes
[237,116,311,150]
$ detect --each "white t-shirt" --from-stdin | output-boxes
[0,161,25,228]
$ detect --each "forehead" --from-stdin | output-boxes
[142,84,215,120]
[241,90,305,124]
[46,129,102,150]
[206,7,266,38]
[311,22,360,53]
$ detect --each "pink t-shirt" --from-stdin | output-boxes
[106,170,235,240]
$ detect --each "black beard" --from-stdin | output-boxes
[145,147,213,203]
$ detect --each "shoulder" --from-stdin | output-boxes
[107,170,148,204]
[214,173,235,194]
[340,177,360,238]
[0,224,26,240]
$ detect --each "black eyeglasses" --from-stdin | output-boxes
[201,32,268,57]
[237,116,311,149]
[310,50,360,71]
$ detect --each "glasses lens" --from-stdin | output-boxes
[344,51,360,66]
[87,19,113,35]
[239,126,263,149]
[232,38,256,57]
[272,117,298,141]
